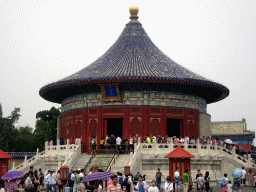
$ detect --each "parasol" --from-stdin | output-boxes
[232,168,242,178]
[1,170,25,180]
[224,139,232,144]
[81,172,113,182]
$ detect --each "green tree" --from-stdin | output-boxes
[35,107,61,150]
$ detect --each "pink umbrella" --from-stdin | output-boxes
[224,139,232,144]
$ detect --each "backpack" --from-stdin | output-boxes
[221,178,226,187]
[123,178,128,186]
[40,172,44,180]
[107,138,111,144]
[118,176,124,185]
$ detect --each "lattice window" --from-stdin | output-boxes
[131,118,141,136]
[75,110,82,117]
[89,120,97,137]
[151,118,161,136]
[89,108,97,115]
[166,108,183,116]
[103,107,124,114]
[130,107,141,114]
[188,110,195,117]
[188,120,194,137]
[65,111,73,119]
[76,120,82,138]
[150,107,160,114]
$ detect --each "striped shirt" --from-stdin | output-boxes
[107,184,122,192]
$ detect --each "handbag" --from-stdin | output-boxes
[34,179,39,184]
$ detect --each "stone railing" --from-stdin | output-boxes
[130,137,255,170]
[62,139,82,168]
[13,138,81,171]
[7,152,37,158]
[13,149,45,171]
[129,140,142,175]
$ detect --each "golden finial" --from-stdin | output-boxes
[129,6,139,23]
[178,143,181,147]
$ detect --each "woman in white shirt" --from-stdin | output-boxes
[134,176,147,192]
[0,181,5,192]
[148,180,159,192]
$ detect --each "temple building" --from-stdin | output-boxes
[212,118,255,151]
[39,6,229,152]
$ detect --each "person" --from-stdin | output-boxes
[68,170,74,192]
[220,173,228,192]
[116,136,122,151]
[107,177,113,187]
[182,169,189,192]
[86,181,97,192]
[158,135,162,144]
[33,170,40,192]
[134,175,147,192]
[195,170,200,181]
[100,137,105,149]
[29,167,34,178]
[146,135,151,144]
[106,135,111,149]
[196,173,204,192]
[45,170,57,192]
[124,174,132,192]
[155,168,165,190]
[129,137,133,152]
[45,171,51,192]
[248,169,254,188]
[204,171,210,192]
[163,176,173,192]
[25,173,33,192]
[174,167,182,192]
[148,180,159,192]
[6,179,18,192]
[56,170,63,192]
[92,137,96,153]
[73,171,81,192]
[188,172,193,191]
[98,180,103,192]
[240,167,246,187]
[107,175,122,192]
[227,180,232,192]
[111,135,116,149]
[117,172,124,191]
[60,138,64,145]
[0,179,5,192]
[39,168,45,191]
[79,169,85,178]
[254,173,256,188]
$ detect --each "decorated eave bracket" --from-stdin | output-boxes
[99,84,122,103]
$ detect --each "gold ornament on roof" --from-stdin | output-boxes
[129,6,139,23]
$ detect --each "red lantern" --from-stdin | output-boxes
[124,166,130,176]
[91,165,99,173]
[60,166,69,180]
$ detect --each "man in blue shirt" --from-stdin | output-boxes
[60,138,64,145]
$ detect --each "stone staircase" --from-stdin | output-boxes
[71,153,92,171]
[85,154,116,173]
[110,154,130,173]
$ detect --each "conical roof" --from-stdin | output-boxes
[39,7,229,104]
[164,146,194,158]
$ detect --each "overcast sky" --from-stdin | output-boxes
[0,1,255,141]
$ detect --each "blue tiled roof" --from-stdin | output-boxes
[39,22,229,104]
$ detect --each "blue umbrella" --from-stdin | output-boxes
[1,170,25,180]
[81,172,113,182]
[232,168,242,178]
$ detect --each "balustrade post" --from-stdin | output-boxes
[197,138,201,153]
[12,162,15,170]
[170,137,173,151]
[130,152,133,163]
[184,138,188,150]
[36,148,39,160]
[134,143,137,152]
[138,137,141,143]
[153,138,157,155]
[67,139,70,154]
[57,139,60,154]
[58,161,62,170]
[45,141,49,155]
[24,155,27,167]
[248,154,252,167]
[214,140,218,153]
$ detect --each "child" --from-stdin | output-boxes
[227,180,232,192]
[254,173,256,188]
[148,180,159,192]
[0,181,5,192]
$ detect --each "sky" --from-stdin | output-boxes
[0,1,255,140]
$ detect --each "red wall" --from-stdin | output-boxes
[234,144,251,151]
[60,106,198,153]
